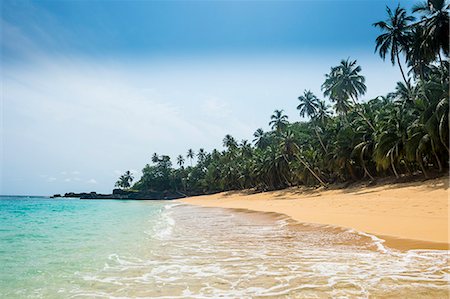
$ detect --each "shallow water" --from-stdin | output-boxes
[0,197,448,298]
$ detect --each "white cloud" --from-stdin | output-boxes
[47,177,57,182]
[87,179,98,184]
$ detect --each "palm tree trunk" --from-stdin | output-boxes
[341,113,356,134]
[396,52,409,87]
[433,151,443,172]
[431,139,443,172]
[437,51,446,84]
[439,117,449,152]
[403,160,412,175]
[360,151,374,180]
[363,164,374,180]
[390,151,399,178]
[346,162,357,180]
[438,52,444,71]
[296,154,326,187]
[350,95,376,131]
[416,150,428,178]
[314,127,328,154]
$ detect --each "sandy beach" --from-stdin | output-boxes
[181,176,449,250]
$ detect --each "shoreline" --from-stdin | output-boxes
[180,176,449,250]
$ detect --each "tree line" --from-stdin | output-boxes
[117,1,449,195]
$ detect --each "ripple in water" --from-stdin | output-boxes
[73,204,450,298]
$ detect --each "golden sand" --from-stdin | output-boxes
[181,176,449,250]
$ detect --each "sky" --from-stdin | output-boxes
[1,0,413,195]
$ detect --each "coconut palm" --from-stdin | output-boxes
[186,149,195,166]
[223,134,238,150]
[280,130,327,186]
[297,90,328,153]
[297,90,319,118]
[412,0,449,62]
[115,170,134,189]
[315,100,332,126]
[177,155,185,168]
[406,26,437,80]
[269,109,289,132]
[322,59,374,131]
[253,128,266,148]
[197,148,206,164]
[373,5,415,85]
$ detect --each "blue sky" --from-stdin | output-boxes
[2,0,411,195]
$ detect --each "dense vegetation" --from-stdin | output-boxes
[117,1,449,195]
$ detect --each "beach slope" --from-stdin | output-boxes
[181,177,449,249]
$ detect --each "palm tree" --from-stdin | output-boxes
[223,134,238,150]
[297,90,319,118]
[406,26,437,80]
[177,155,185,168]
[315,100,332,126]
[253,128,266,148]
[412,0,449,63]
[373,105,410,178]
[297,90,328,153]
[352,140,375,180]
[322,66,352,116]
[269,109,289,132]
[280,131,326,186]
[115,170,134,189]
[186,149,194,166]
[373,5,415,85]
[322,59,375,131]
[197,148,206,164]
[240,140,253,158]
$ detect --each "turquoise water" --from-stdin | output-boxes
[0,196,167,298]
[1,196,449,298]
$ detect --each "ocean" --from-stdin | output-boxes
[0,196,448,298]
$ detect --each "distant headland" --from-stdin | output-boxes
[51,189,186,200]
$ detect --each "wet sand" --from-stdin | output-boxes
[181,176,449,250]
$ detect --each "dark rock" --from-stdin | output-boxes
[62,190,187,200]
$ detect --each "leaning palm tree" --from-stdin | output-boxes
[186,149,194,166]
[269,109,289,132]
[352,140,375,180]
[373,5,415,85]
[280,130,327,186]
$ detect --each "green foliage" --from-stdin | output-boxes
[115,171,134,189]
